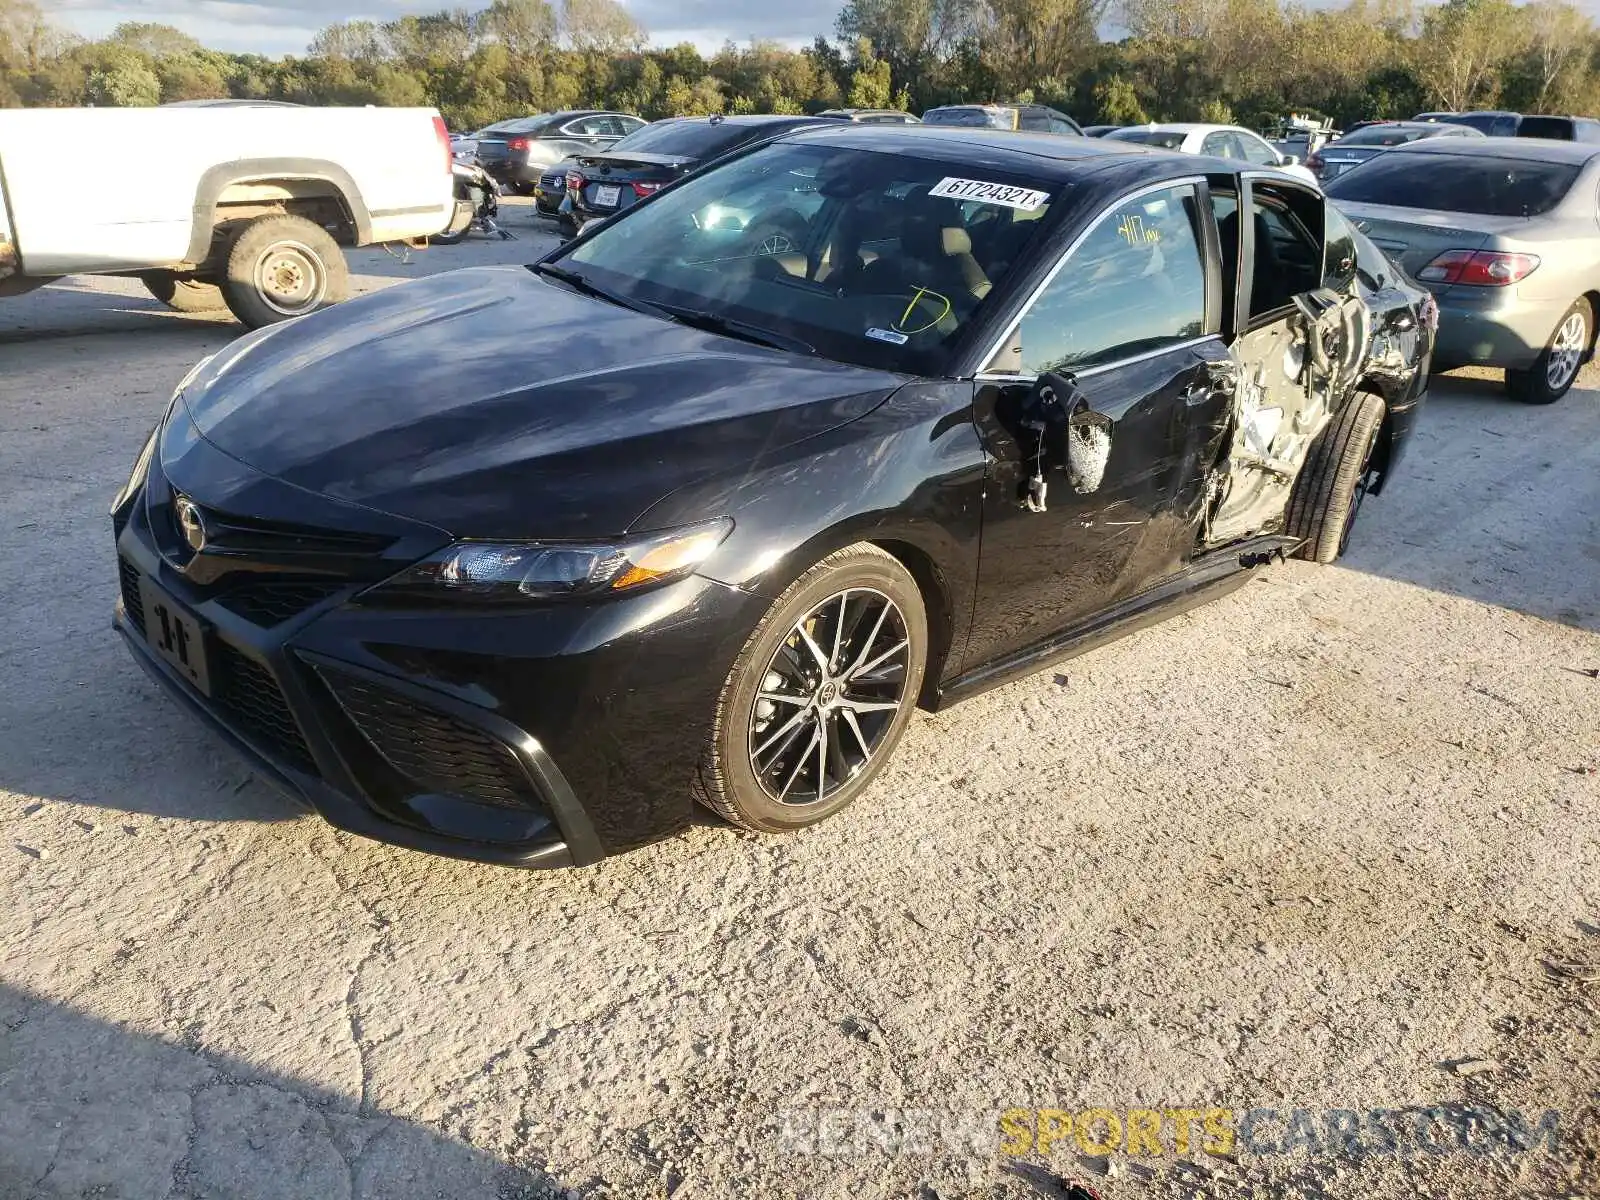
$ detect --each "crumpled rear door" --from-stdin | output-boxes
[1202,176,1371,548]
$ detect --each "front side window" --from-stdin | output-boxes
[1013,183,1207,374]
[1018,107,1051,132]
[1201,131,1233,156]
[564,142,1058,375]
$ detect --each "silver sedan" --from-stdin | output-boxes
[1326,137,1600,403]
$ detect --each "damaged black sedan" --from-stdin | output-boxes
[112,126,1433,867]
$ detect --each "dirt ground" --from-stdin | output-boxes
[1,197,1596,1200]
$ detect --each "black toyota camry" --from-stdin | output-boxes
[113,125,1434,868]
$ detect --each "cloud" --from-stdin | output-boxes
[51,0,843,56]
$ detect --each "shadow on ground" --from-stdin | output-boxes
[0,981,563,1199]
[1339,370,1600,633]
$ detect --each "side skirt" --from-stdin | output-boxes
[929,534,1301,710]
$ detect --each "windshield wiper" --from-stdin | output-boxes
[650,304,815,356]
[532,263,662,317]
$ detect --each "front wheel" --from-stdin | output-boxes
[1506,297,1590,405]
[695,544,928,834]
[220,214,350,329]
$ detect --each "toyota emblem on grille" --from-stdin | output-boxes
[174,496,207,554]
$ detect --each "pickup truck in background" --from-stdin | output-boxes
[0,104,455,327]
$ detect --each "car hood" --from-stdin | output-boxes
[181,266,902,539]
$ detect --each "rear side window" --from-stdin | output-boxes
[1015,184,1207,373]
[1443,113,1516,136]
[1326,153,1580,216]
[1018,108,1051,132]
[1518,116,1576,140]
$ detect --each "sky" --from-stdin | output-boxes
[46,0,845,56]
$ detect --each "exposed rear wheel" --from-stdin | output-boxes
[1286,391,1387,564]
[1505,297,1590,405]
[141,270,224,313]
[695,544,927,834]
[220,214,349,329]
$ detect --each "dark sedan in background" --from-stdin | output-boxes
[472,109,645,193]
[1309,120,1483,181]
[1415,110,1600,141]
[1327,137,1600,403]
[921,103,1083,135]
[565,113,835,227]
[113,125,1431,868]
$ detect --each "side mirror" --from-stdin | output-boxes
[1280,153,1301,166]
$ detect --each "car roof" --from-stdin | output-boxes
[777,122,1201,181]
[1389,135,1600,163]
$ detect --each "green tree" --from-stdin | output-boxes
[1093,75,1147,124]
[845,38,893,108]
[1419,0,1525,110]
[83,48,160,105]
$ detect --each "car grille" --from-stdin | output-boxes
[213,644,318,777]
[119,557,146,637]
[216,580,344,627]
[319,669,536,810]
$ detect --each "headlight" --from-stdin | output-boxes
[371,519,733,603]
[110,424,159,517]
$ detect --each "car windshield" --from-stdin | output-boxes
[1335,125,1437,147]
[1325,153,1579,216]
[559,141,1058,375]
[1105,129,1187,149]
[923,107,1015,130]
[600,119,763,159]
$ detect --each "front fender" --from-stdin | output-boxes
[636,380,989,684]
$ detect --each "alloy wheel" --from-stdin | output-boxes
[747,588,909,806]
[1546,310,1587,392]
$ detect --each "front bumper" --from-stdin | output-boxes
[1430,287,1570,372]
[113,441,767,867]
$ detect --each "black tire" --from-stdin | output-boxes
[695,543,928,834]
[220,214,350,329]
[1505,297,1590,405]
[140,270,225,313]
[1285,391,1387,564]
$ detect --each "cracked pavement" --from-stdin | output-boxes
[1,199,1597,1199]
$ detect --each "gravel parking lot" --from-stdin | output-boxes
[2,197,1597,1200]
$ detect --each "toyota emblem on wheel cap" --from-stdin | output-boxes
[174,496,207,554]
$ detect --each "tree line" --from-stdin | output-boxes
[1,0,1596,133]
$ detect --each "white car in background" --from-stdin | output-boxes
[1105,123,1319,187]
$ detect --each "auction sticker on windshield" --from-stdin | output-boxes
[928,178,1050,211]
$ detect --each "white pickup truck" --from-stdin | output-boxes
[0,102,456,327]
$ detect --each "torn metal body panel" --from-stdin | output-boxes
[1204,290,1373,547]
